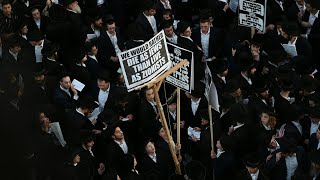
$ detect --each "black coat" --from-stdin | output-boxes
[236,169,269,180]
[140,151,171,180]
[303,12,320,64]
[63,110,95,147]
[284,121,304,146]
[105,139,132,179]
[135,12,156,41]
[212,151,236,180]
[248,95,274,123]
[90,84,119,113]
[138,99,159,140]
[309,133,319,152]
[85,56,101,81]
[182,97,208,128]
[191,27,224,58]
[53,86,78,111]
[27,15,50,34]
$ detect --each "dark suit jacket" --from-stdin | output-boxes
[135,12,156,41]
[309,133,319,152]
[53,86,78,111]
[274,94,292,126]
[85,56,101,80]
[90,84,119,112]
[213,151,236,180]
[27,15,50,34]
[182,96,208,128]
[140,151,171,180]
[191,27,224,58]
[232,74,253,99]
[286,2,300,21]
[302,12,320,63]
[106,139,132,179]
[284,121,304,146]
[295,36,312,58]
[63,109,95,147]
[138,99,159,139]
[248,95,274,123]
[96,29,124,73]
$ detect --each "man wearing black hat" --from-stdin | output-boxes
[60,0,88,65]
[236,152,269,180]
[41,42,66,77]
[84,40,101,80]
[86,8,103,39]
[27,30,48,64]
[209,58,229,100]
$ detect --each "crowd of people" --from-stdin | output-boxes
[1,0,320,179]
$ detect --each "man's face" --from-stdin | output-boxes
[85,140,95,149]
[200,22,210,34]
[183,27,192,37]
[21,25,28,35]
[232,88,242,97]
[201,119,209,126]
[259,90,269,100]
[164,26,174,37]
[246,167,259,174]
[168,103,176,112]
[2,4,12,16]
[145,142,155,154]
[163,14,171,20]
[60,76,71,89]
[159,127,168,140]
[112,127,124,141]
[94,18,103,28]
[34,74,46,85]
[10,46,22,54]
[107,23,116,35]
[145,89,154,102]
[260,113,270,125]
[91,46,98,56]
[220,69,229,77]
[73,155,80,164]
[146,9,156,16]
[311,117,320,124]
[32,9,41,21]
[250,67,257,75]
[97,79,110,91]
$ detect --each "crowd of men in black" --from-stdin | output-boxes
[1,0,320,179]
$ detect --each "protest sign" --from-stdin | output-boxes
[238,0,267,32]
[118,31,171,91]
[165,43,194,92]
[204,63,220,113]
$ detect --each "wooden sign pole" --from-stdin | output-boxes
[153,84,182,175]
[177,88,181,153]
[208,105,214,149]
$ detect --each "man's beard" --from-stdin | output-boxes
[72,4,82,14]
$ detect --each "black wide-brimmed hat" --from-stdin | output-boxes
[27,30,44,41]
[177,21,190,34]
[185,160,206,180]
[60,0,77,6]
[41,42,60,56]
[210,58,229,74]
[243,152,263,168]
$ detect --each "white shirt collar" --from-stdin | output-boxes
[201,29,210,35]
[47,57,56,62]
[36,40,44,48]
[66,8,77,14]
[241,72,252,85]
[250,170,260,180]
[191,98,201,104]
[107,30,116,37]
[76,108,85,117]
[233,123,244,130]
[60,85,70,93]
[100,85,110,93]
[88,54,98,61]
[313,10,319,18]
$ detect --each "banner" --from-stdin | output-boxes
[165,43,194,92]
[204,63,220,113]
[118,31,171,91]
[238,0,267,32]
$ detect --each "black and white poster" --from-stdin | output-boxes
[118,31,171,92]
[165,43,194,92]
[238,0,267,32]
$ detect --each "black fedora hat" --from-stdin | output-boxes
[252,79,270,93]
[41,42,60,57]
[243,152,263,168]
[27,30,44,42]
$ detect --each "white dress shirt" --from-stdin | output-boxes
[191,98,201,115]
[241,72,252,85]
[317,140,320,150]
[307,10,319,34]
[292,121,303,135]
[285,154,298,180]
[115,139,128,154]
[98,86,110,112]
[91,24,101,38]
[144,13,157,34]
[97,0,104,6]
[250,170,259,180]
[310,122,320,136]
[217,74,226,84]
[149,153,157,163]
[88,55,98,62]
[34,19,41,29]
[9,50,18,61]
[216,149,225,158]
[201,29,210,58]
[107,31,122,55]
[35,40,44,63]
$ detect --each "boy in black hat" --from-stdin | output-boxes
[84,40,101,80]
[27,30,48,64]
[224,79,243,103]
[209,58,229,100]
[41,41,65,77]
[26,6,50,34]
